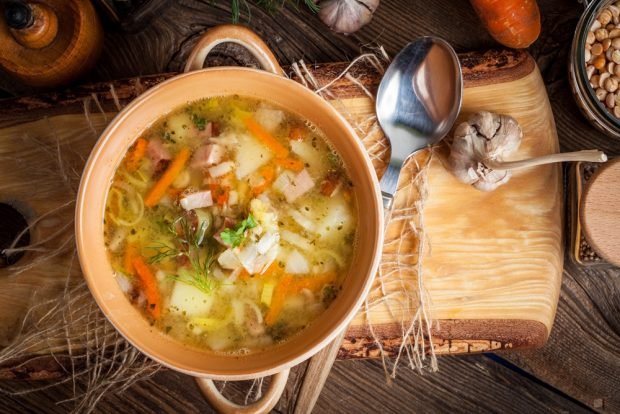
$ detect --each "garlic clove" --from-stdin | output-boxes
[317,0,379,35]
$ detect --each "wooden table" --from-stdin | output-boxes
[0,0,618,413]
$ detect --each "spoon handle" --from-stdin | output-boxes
[380,163,402,229]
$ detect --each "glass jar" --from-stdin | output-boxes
[570,0,620,138]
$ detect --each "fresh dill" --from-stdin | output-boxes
[148,215,217,294]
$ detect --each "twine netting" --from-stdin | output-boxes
[0,50,436,412]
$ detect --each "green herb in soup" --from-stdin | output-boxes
[104,96,357,353]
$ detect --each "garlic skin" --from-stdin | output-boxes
[317,0,379,35]
[448,111,522,192]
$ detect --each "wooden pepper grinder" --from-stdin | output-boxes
[0,0,103,88]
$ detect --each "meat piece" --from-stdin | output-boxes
[196,122,213,139]
[180,191,213,211]
[285,169,315,203]
[191,144,226,169]
[147,138,171,166]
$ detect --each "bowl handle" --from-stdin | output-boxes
[195,368,290,414]
[184,25,284,76]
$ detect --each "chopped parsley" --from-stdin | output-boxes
[220,214,257,247]
[191,113,207,131]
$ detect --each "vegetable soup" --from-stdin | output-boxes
[104,96,358,353]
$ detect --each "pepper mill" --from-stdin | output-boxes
[0,0,103,88]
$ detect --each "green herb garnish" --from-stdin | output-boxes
[220,214,257,247]
[191,113,207,131]
[148,216,217,294]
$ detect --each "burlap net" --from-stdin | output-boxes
[0,51,436,412]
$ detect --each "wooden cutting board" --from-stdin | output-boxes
[0,49,562,371]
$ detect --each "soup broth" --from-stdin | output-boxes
[104,96,357,353]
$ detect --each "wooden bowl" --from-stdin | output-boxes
[75,25,383,412]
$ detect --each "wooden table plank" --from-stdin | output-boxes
[0,355,592,414]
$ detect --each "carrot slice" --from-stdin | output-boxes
[131,256,162,319]
[289,272,337,294]
[275,158,304,172]
[264,274,292,326]
[125,138,148,172]
[216,189,229,206]
[251,165,276,195]
[123,243,137,275]
[243,117,289,158]
[288,125,306,141]
[144,147,190,207]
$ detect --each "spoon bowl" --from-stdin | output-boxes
[376,37,462,210]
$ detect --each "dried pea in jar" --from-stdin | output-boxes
[570,0,620,137]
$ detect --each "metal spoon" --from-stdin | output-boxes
[376,37,463,216]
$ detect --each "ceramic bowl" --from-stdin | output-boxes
[75,25,383,412]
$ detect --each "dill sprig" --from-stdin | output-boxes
[148,216,217,294]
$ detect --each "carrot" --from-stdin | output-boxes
[238,269,252,281]
[144,147,190,207]
[289,272,337,294]
[252,165,276,195]
[125,138,148,172]
[216,189,229,206]
[131,256,162,319]
[167,187,183,200]
[123,243,137,275]
[208,183,230,206]
[343,189,352,202]
[470,0,540,49]
[275,157,304,172]
[288,125,306,141]
[264,274,292,326]
[243,117,289,158]
[320,173,341,196]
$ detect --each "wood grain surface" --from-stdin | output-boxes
[0,0,619,413]
[0,49,560,360]
[581,159,620,266]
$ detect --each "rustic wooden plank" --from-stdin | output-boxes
[0,355,592,413]
[503,259,620,413]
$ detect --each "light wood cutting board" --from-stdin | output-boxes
[0,49,562,371]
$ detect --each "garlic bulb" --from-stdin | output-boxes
[448,111,522,192]
[317,0,379,35]
[448,111,607,192]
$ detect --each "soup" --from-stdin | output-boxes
[103,96,357,353]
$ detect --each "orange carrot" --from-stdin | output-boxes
[470,0,540,49]
[320,173,341,196]
[123,243,137,275]
[216,189,229,206]
[131,256,162,319]
[125,138,148,172]
[238,268,251,281]
[275,157,304,172]
[264,274,292,326]
[243,117,289,158]
[288,125,306,141]
[343,189,352,202]
[144,147,190,207]
[167,187,182,200]
[251,165,276,195]
[289,272,337,294]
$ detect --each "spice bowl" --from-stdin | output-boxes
[570,0,620,137]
